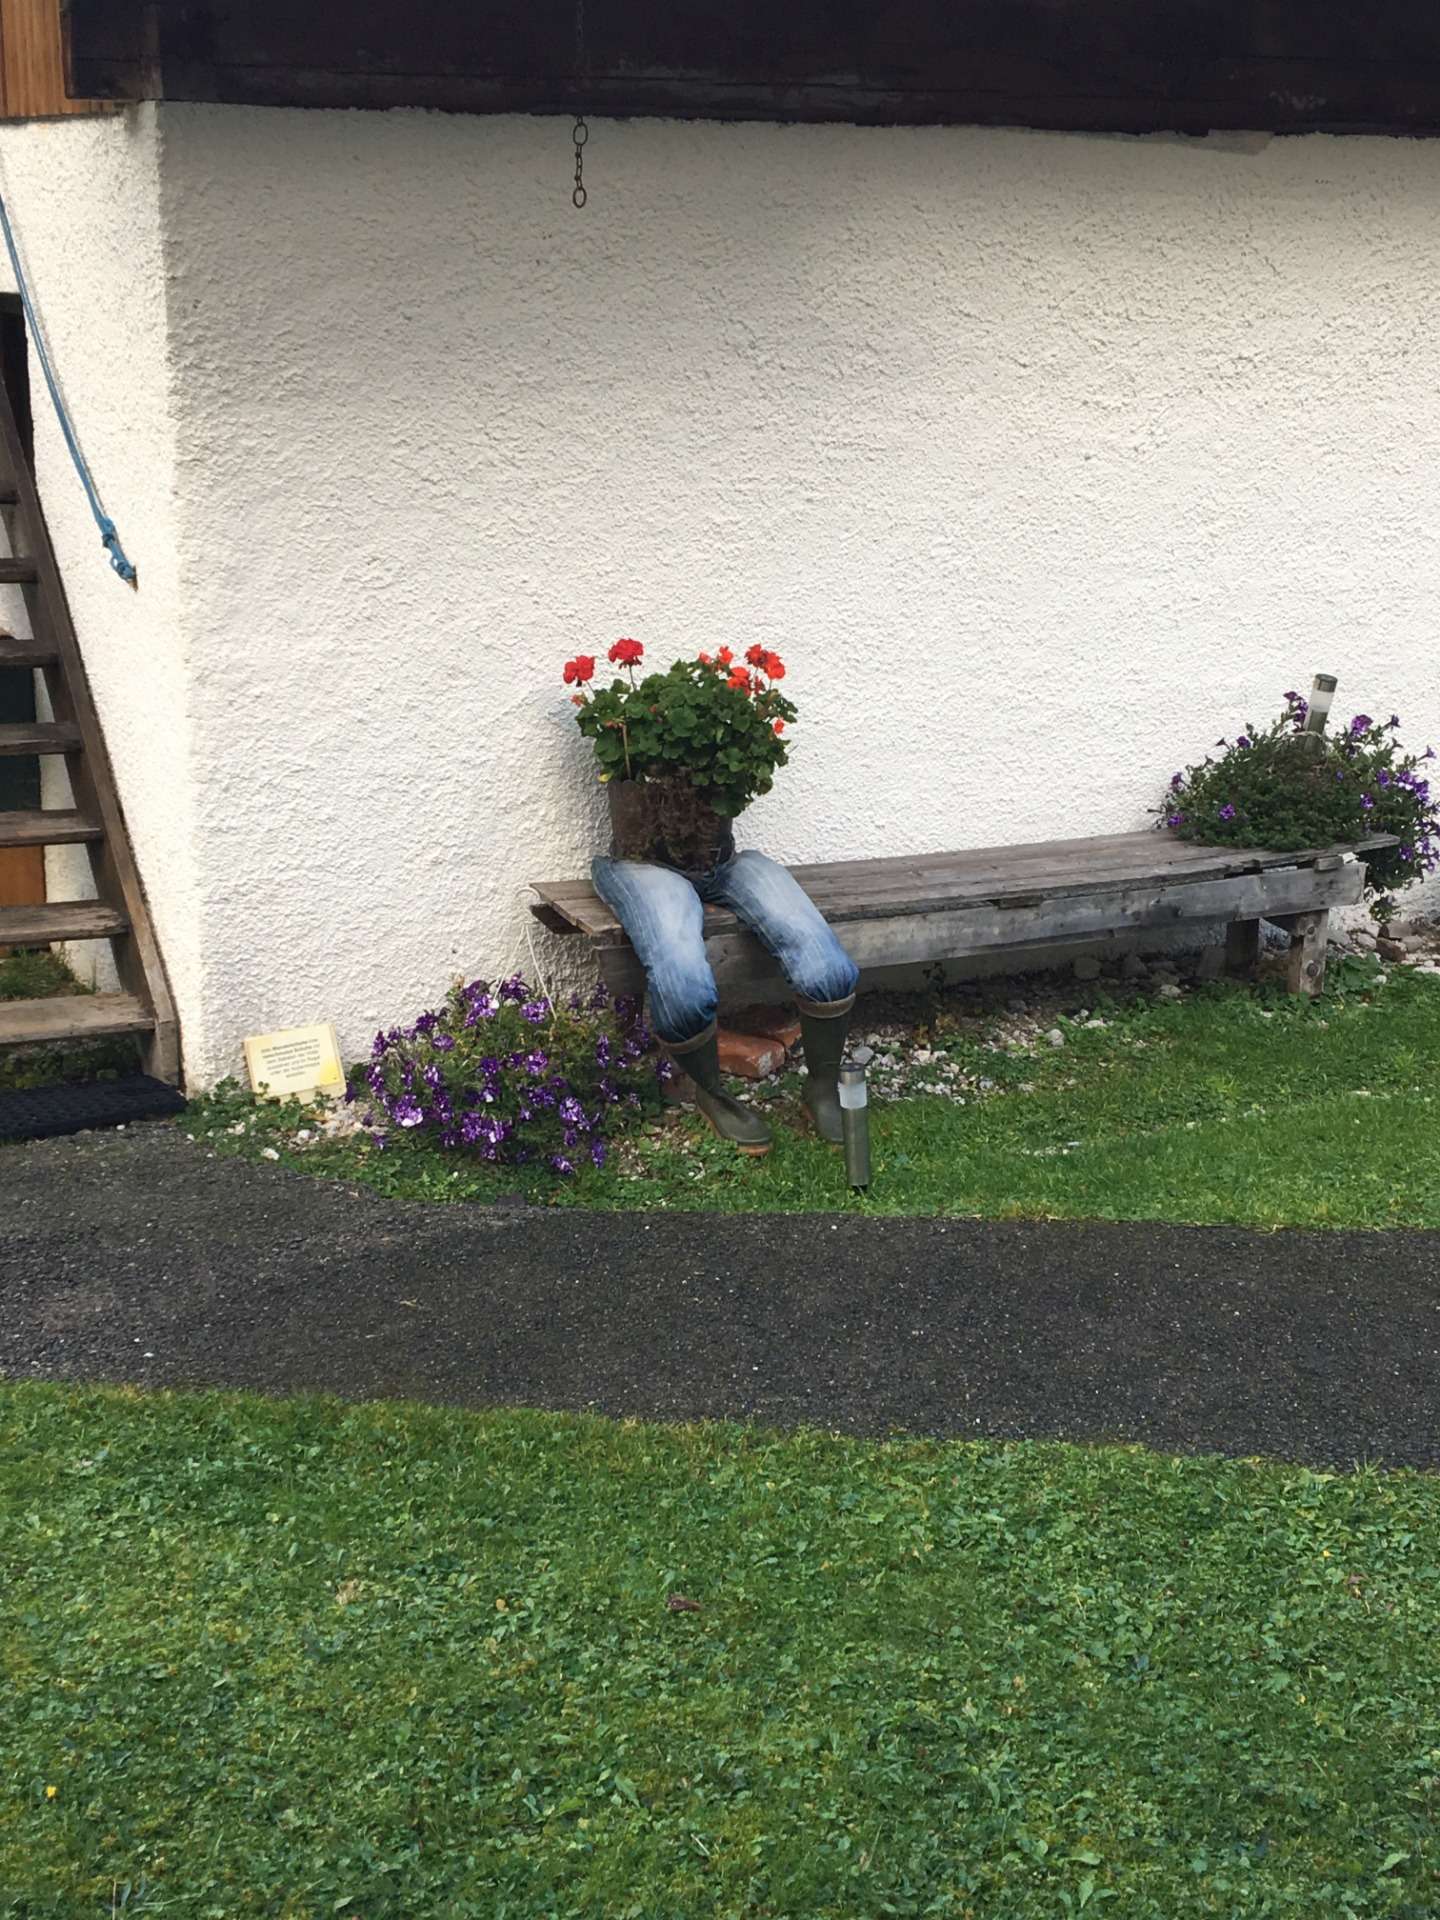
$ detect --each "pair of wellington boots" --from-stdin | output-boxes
[667,996,853,1155]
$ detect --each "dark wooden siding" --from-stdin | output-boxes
[63,0,1440,135]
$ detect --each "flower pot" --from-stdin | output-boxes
[608,777,734,873]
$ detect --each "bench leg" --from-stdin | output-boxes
[596,943,647,1001]
[1283,910,1329,996]
[1225,918,1263,979]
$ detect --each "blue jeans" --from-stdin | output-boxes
[591,849,860,1045]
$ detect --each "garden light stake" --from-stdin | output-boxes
[839,1050,871,1192]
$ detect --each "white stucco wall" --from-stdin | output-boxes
[12,105,1440,1084]
[0,108,202,1011]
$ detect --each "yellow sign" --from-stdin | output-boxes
[243,1022,346,1101]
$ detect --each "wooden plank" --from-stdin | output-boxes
[535,829,1399,905]
[793,830,1399,895]
[782,852,1314,917]
[702,865,1366,980]
[0,807,101,847]
[561,862,1367,1002]
[64,0,1440,134]
[3,0,117,115]
[785,831,1239,888]
[0,720,78,755]
[0,557,38,582]
[0,631,57,668]
[0,990,152,1044]
[532,837,1394,942]
[0,897,126,943]
[1284,911,1329,996]
[529,901,577,938]
[537,828,1317,903]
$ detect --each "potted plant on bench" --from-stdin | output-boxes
[563,639,796,869]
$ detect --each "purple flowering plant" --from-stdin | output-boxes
[357,974,662,1177]
[1160,692,1439,917]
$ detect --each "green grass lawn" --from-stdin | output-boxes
[2,1386,1437,1918]
[188,968,1440,1229]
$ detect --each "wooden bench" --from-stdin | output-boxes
[531,830,1396,1002]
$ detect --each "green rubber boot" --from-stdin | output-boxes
[799,998,853,1145]
[669,1026,773,1157]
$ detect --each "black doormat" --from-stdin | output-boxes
[0,1075,185,1144]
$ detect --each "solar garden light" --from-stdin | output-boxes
[1305,673,1338,735]
[839,1046,872,1192]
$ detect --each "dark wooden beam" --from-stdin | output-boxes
[64,0,1440,135]
[61,0,151,100]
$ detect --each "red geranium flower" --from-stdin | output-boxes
[716,646,734,668]
[727,667,753,694]
[763,652,785,681]
[745,644,768,667]
[697,651,712,665]
[773,719,785,736]
[609,638,644,667]
[563,654,596,686]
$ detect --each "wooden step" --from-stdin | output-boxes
[0,809,103,848]
[0,558,38,584]
[0,993,153,1047]
[0,721,80,755]
[0,900,127,945]
[0,632,58,669]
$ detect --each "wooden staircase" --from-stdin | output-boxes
[0,380,179,1085]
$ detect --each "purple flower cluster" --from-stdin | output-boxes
[1337,714,1439,877]
[1161,695,1440,900]
[358,972,660,1177]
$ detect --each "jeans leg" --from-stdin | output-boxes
[591,857,718,1045]
[713,850,860,1006]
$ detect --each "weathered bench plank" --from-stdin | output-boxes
[566,862,1367,1000]
[532,832,1393,945]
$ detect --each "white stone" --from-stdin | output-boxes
[1046,1028,1065,1047]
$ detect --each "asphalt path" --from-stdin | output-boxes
[3,1125,1436,1468]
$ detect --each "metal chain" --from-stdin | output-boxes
[572,117,588,209]
[571,0,589,208]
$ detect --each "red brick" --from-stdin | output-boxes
[717,1027,785,1079]
[729,1004,803,1051]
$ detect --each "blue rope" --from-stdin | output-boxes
[0,190,137,586]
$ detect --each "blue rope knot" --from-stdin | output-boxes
[0,189,137,588]
[97,515,136,585]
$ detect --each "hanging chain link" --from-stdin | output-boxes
[571,0,589,208]
[572,117,588,209]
